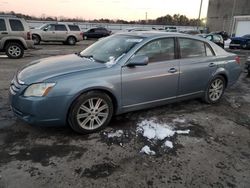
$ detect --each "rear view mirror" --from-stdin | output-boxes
[127,55,149,67]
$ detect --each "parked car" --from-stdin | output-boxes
[199,34,224,48]
[210,31,229,41]
[0,15,34,58]
[180,30,200,35]
[31,23,83,45]
[165,26,177,32]
[229,34,250,49]
[246,56,250,75]
[9,32,241,134]
[125,27,152,32]
[83,27,111,40]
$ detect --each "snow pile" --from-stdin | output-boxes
[137,119,190,155]
[164,140,173,148]
[140,145,156,155]
[107,130,124,138]
[137,120,175,140]
[137,119,189,141]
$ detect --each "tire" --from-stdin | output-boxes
[241,43,247,49]
[67,36,76,45]
[5,42,24,59]
[83,36,88,40]
[203,75,226,104]
[68,91,114,134]
[32,34,41,45]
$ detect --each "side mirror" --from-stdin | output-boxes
[43,28,48,31]
[127,55,149,67]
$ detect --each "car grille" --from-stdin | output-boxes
[10,76,23,95]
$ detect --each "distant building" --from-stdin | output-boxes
[207,0,250,36]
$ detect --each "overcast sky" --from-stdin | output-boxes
[0,0,209,20]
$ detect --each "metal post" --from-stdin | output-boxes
[197,0,203,30]
[229,0,236,36]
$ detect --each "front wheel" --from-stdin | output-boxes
[203,76,226,104]
[68,91,114,134]
[5,42,24,59]
[67,36,76,45]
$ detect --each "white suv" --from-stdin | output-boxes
[31,23,83,45]
[0,15,34,58]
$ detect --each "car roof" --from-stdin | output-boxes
[115,31,206,40]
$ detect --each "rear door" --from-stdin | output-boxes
[177,38,217,96]
[121,37,179,107]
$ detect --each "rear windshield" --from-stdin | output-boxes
[68,25,80,31]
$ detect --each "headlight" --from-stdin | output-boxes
[24,83,56,97]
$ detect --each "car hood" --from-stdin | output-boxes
[231,37,246,41]
[17,54,106,85]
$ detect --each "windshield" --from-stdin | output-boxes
[242,34,250,38]
[39,24,49,30]
[80,35,144,63]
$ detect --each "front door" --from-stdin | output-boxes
[121,37,179,108]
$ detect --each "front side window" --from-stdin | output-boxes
[135,38,175,62]
[55,24,67,31]
[46,24,55,31]
[179,38,206,58]
[0,19,6,31]
[9,19,24,31]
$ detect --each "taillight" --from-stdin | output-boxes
[27,32,31,40]
[80,32,83,36]
[235,56,240,64]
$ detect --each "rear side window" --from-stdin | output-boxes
[205,43,214,56]
[179,38,206,58]
[68,25,80,31]
[55,24,67,31]
[0,19,6,31]
[9,19,24,31]
[135,38,175,62]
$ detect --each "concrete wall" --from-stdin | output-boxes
[207,0,250,34]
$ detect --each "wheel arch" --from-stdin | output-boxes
[66,87,119,122]
[3,39,26,50]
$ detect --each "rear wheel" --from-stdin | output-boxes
[5,42,24,59]
[68,91,113,134]
[203,76,225,104]
[83,36,88,40]
[67,36,76,45]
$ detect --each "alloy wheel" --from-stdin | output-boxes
[8,45,21,57]
[208,78,224,102]
[76,97,109,130]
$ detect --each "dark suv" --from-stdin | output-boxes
[0,15,34,58]
[83,27,111,40]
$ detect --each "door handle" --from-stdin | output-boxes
[1,32,8,34]
[168,68,177,73]
[209,63,216,67]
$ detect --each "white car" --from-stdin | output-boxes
[31,23,83,45]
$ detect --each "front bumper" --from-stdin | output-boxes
[9,86,73,126]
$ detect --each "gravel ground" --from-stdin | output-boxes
[0,41,250,188]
